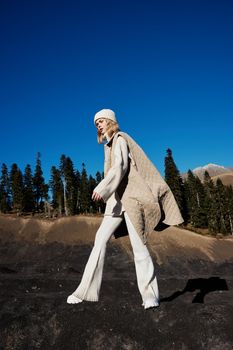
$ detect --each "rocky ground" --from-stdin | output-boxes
[0,215,233,350]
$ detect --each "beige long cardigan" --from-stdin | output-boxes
[103,131,184,244]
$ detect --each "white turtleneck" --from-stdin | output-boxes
[94,135,129,216]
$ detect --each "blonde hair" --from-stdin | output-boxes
[97,119,120,144]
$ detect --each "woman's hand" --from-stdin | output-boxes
[92,191,103,202]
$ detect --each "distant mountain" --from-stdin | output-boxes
[182,163,233,186]
[211,173,233,187]
[193,163,232,180]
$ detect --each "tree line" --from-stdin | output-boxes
[0,150,233,235]
[0,153,105,217]
[165,149,233,235]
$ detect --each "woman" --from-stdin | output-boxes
[67,109,183,309]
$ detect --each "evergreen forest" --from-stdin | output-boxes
[1,150,233,236]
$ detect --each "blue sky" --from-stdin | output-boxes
[1,0,233,182]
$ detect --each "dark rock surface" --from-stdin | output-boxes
[0,240,233,350]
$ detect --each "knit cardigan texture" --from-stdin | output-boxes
[104,131,184,244]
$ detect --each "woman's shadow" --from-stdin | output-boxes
[160,277,228,303]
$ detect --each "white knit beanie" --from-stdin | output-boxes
[94,109,117,125]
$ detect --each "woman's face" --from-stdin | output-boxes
[95,118,108,135]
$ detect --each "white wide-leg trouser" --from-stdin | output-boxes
[72,212,159,305]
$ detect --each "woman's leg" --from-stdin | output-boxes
[67,215,123,303]
[124,212,159,309]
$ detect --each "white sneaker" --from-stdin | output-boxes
[67,294,83,304]
[143,299,160,309]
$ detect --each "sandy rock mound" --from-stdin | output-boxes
[0,214,233,264]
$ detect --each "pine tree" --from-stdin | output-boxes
[33,153,46,211]
[59,154,67,215]
[164,148,186,220]
[185,170,207,228]
[0,163,11,212]
[76,169,81,214]
[64,157,77,215]
[50,166,64,215]
[194,175,208,228]
[10,163,24,214]
[224,185,233,235]
[88,175,97,213]
[182,180,190,223]
[95,171,102,185]
[43,183,50,216]
[203,171,218,233]
[215,179,228,234]
[23,164,35,212]
[80,163,89,213]
[59,155,77,215]
[184,171,197,227]
[95,171,105,213]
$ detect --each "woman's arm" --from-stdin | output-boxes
[92,136,128,202]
